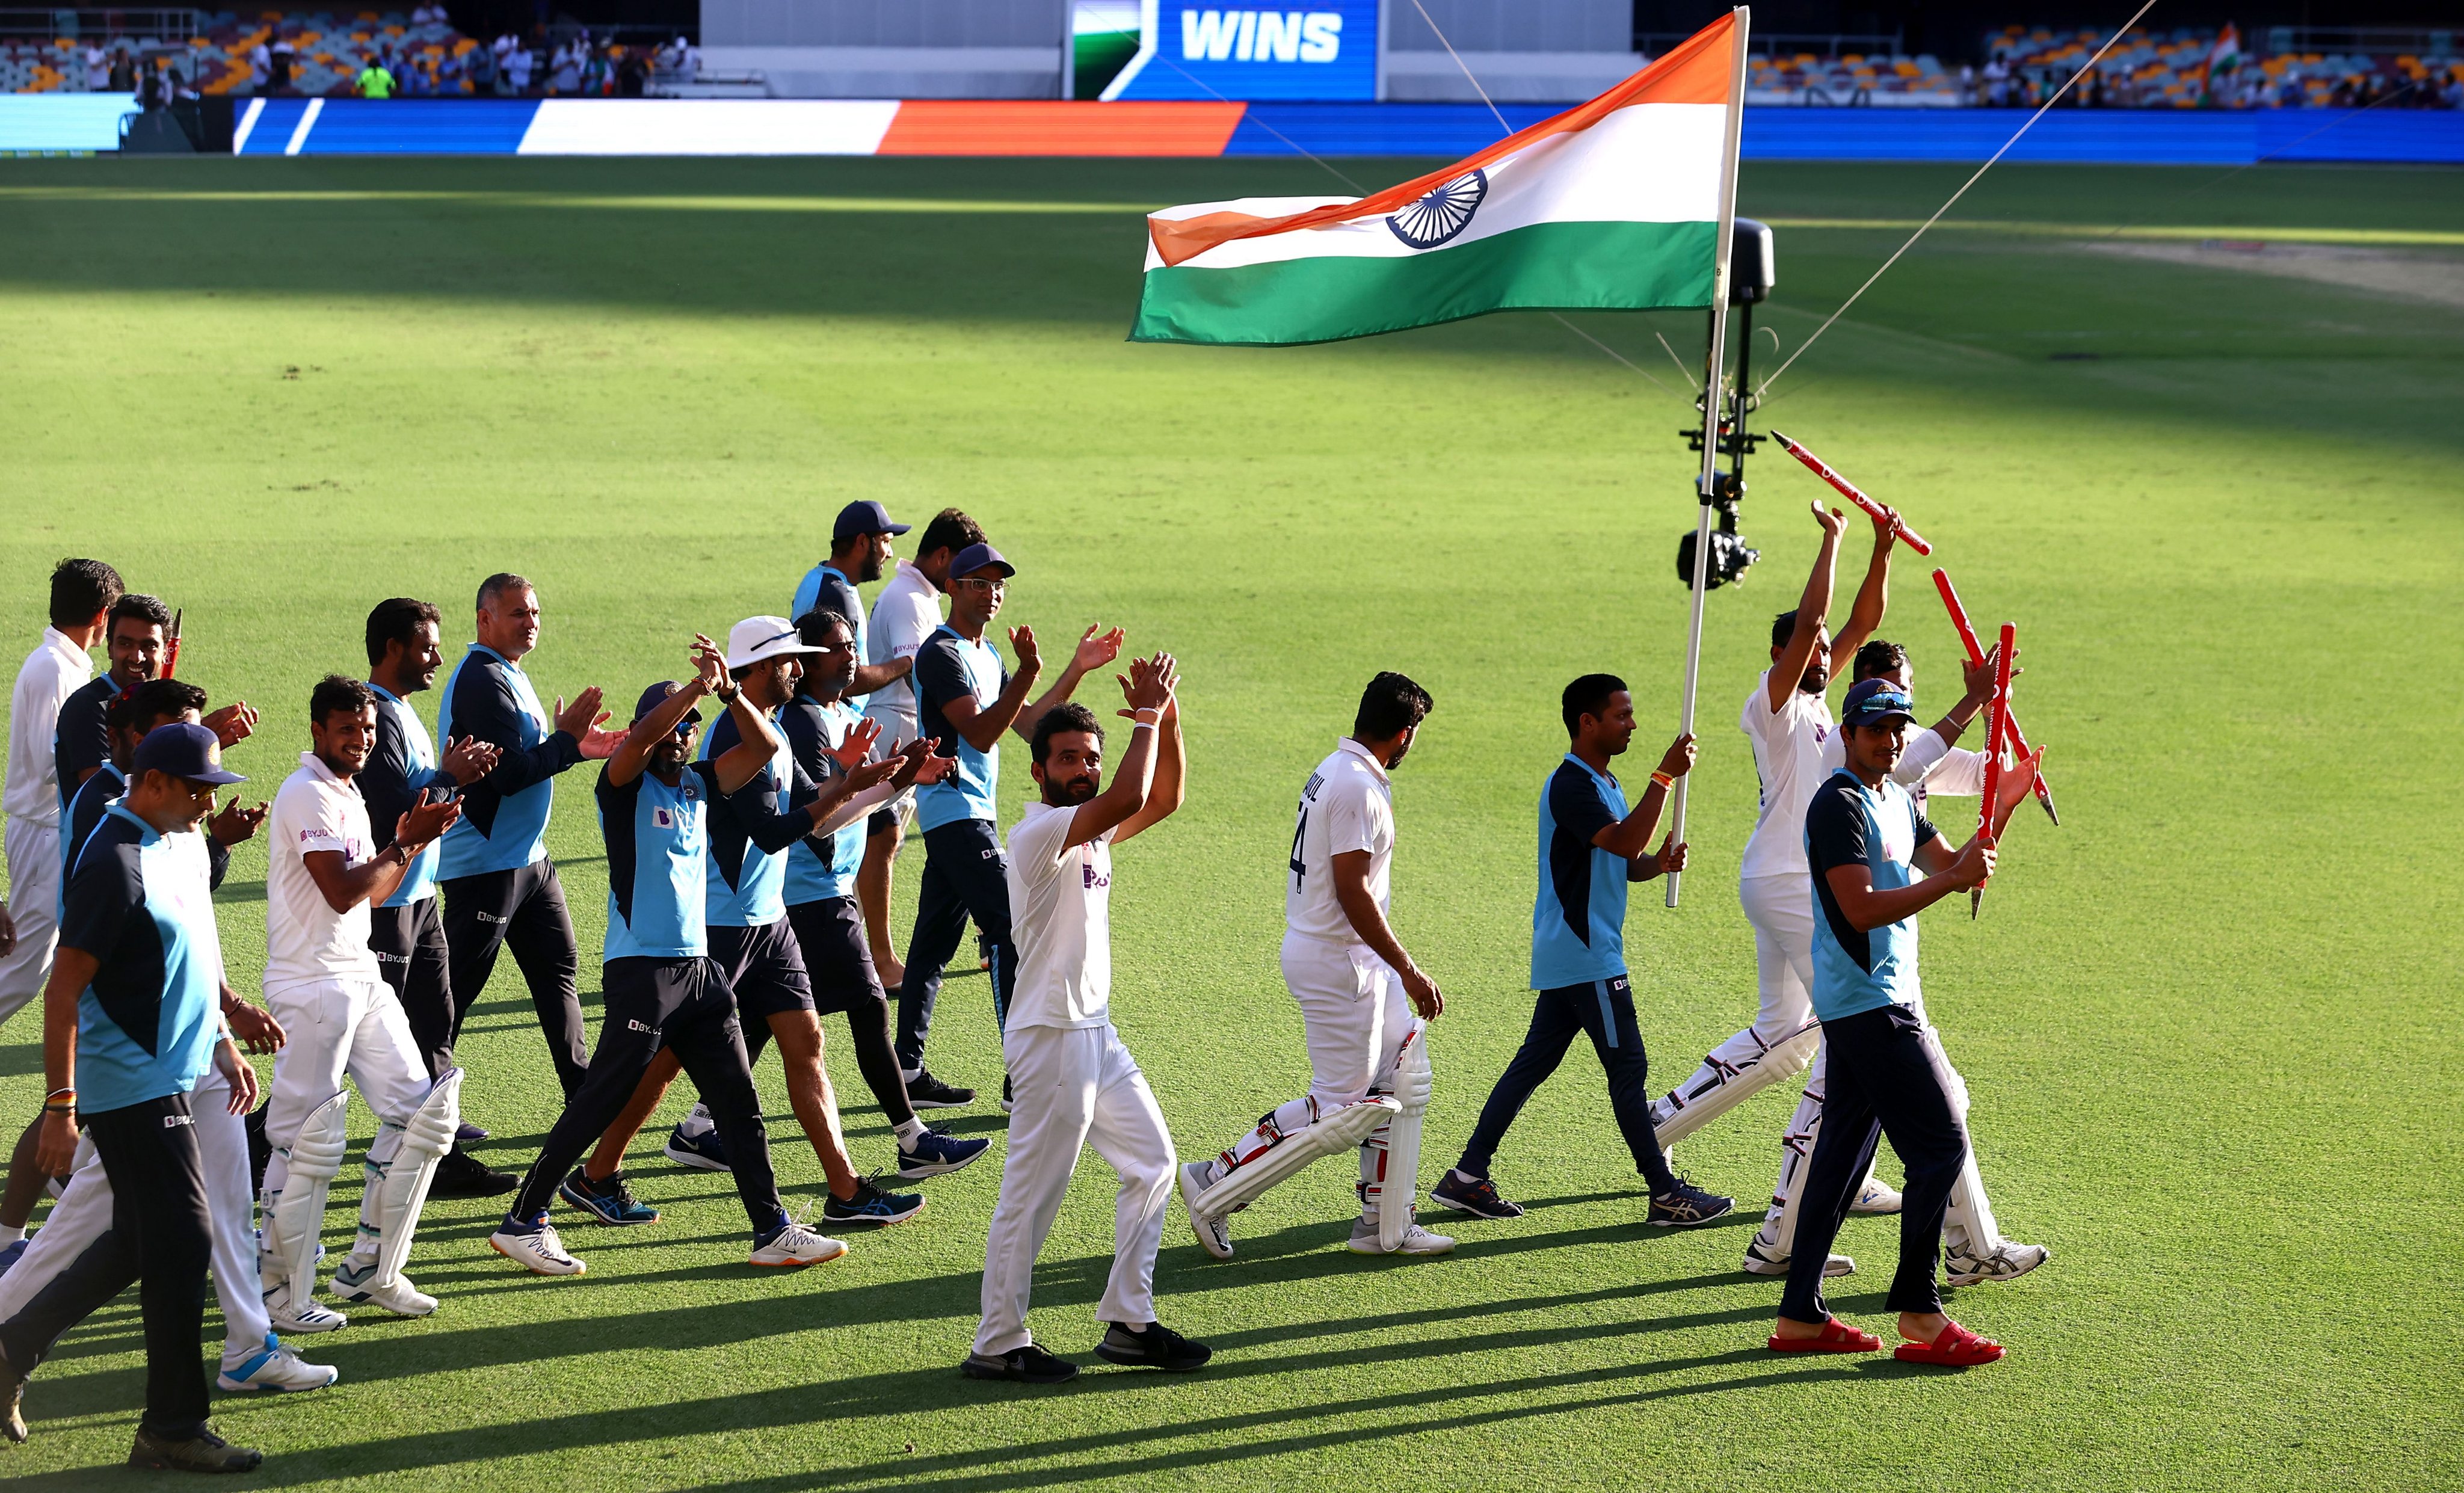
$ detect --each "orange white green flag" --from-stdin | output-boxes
[1130,10,1749,346]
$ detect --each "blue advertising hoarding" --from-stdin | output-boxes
[1103,0,1379,102]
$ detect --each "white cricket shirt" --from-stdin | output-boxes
[862,559,945,745]
[1003,799,1113,1031]
[4,628,93,828]
[1286,739,1394,944]
[1738,670,1837,882]
[263,753,383,995]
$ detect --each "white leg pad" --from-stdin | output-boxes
[265,1089,350,1306]
[1192,1097,1398,1220]
[1653,1020,1819,1148]
[369,1068,461,1289]
[1374,1027,1432,1252]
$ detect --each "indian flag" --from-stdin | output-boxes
[1131,10,1747,346]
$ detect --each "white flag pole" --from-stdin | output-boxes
[1666,5,1751,911]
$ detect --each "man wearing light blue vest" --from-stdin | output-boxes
[436,575,624,1100]
[1432,674,1731,1229]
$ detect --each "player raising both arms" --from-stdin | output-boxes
[1178,673,1452,1260]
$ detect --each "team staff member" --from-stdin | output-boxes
[53,593,256,807]
[1650,501,1905,1279]
[896,543,1122,1110]
[1769,679,2036,1366]
[0,559,120,1051]
[488,641,853,1276]
[362,597,511,1198]
[436,573,624,1100]
[1431,676,1729,1227]
[969,666,1210,1385]
[860,508,982,988]
[29,724,265,1473]
[789,499,916,710]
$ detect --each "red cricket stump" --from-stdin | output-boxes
[1972,622,2016,920]
[1767,429,1933,555]
[162,607,182,679]
[1932,568,2059,825]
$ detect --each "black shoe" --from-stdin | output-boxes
[1094,1320,1212,1373]
[0,1347,25,1444]
[128,1423,262,1473]
[429,1147,518,1199]
[1000,1074,1014,1115]
[907,1071,976,1110]
[1431,1169,1524,1220]
[962,1343,1079,1384]
[822,1177,925,1227]
[1647,1177,1734,1228]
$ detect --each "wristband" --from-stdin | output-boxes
[1649,771,1675,790]
[1130,720,1157,734]
[45,1087,73,1102]
[42,1103,74,1115]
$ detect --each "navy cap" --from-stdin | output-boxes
[1840,679,1916,728]
[947,541,1014,581]
[633,680,703,730]
[129,721,245,786]
[833,500,911,543]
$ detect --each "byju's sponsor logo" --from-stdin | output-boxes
[1181,10,1343,63]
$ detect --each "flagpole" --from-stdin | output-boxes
[1666,5,1751,910]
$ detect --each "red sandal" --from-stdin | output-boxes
[1767,1317,1882,1353]
[1893,1320,2005,1366]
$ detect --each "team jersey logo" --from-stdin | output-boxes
[653,807,674,828]
[1083,861,1110,890]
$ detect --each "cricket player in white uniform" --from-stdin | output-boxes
[1179,673,1453,1260]
[257,676,465,1332]
[965,656,1210,1385]
[1649,502,1904,1278]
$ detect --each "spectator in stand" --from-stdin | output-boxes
[547,39,578,94]
[356,54,395,98]
[247,37,270,93]
[106,46,133,93]
[505,40,533,95]
[270,35,294,94]
[616,45,648,96]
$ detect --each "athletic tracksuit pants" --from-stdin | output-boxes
[1456,975,1680,1193]
[894,819,1017,1075]
[1779,1001,1967,1325]
[442,859,588,1098]
[371,896,457,1081]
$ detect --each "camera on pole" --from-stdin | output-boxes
[1674,218,1775,590]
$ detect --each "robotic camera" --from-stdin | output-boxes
[1674,218,1774,591]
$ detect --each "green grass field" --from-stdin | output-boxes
[0,152,2457,1491]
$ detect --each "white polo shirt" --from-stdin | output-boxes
[1738,670,1836,883]
[1003,800,1112,1031]
[863,559,945,746]
[1286,739,1394,945]
[264,752,382,996]
[5,628,93,828]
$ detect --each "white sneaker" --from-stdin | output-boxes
[1348,1218,1455,1257]
[263,1282,348,1334]
[490,1221,585,1276]
[1741,1235,1854,1278]
[330,1260,439,1316]
[1946,1241,2048,1287]
[750,1222,848,1267]
[1179,1162,1233,1261]
[218,1334,339,1393]
[1850,1179,1904,1214]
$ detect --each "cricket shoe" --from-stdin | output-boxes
[664,1119,732,1172]
[891,1126,989,1181]
[490,1214,585,1276]
[906,1070,976,1110]
[1178,1162,1232,1260]
[128,1424,261,1474]
[1646,1178,1734,1228]
[1094,1320,1212,1373]
[561,1168,661,1225]
[331,1260,438,1316]
[1850,1178,1904,1215]
[1431,1170,1524,1220]
[751,1221,848,1267]
[1741,1236,1853,1278]
[263,1282,348,1334]
[823,1179,925,1227]
[1946,1242,2049,1287]
[1348,1219,1455,1257]
[0,1239,26,1280]
[454,1121,490,1142]
[430,1147,518,1199]
[218,1334,338,1394]
[0,1347,25,1443]
[962,1344,1078,1385]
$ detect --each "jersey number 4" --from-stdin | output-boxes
[1289,807,1309,884]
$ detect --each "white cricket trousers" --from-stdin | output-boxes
[0,1072,270,1367]
[262,979,433,1228]
[975,1021,1175,1357]
[0,819,61,1027]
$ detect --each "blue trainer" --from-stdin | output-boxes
[559,1168,662,1226]
[664,1122,731,1172]
[0,1239,26,1279]
[822,1179,925,1227]
[892,1127,990,1181]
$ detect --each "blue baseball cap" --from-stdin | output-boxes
[947,541,1014,581]
[129,721,245,785]
[833,500,911,543]
[1840,679,1916,729]
[633,680,703,730]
